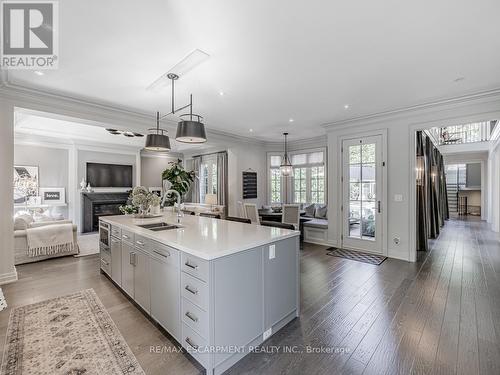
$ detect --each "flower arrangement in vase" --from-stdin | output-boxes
[120,186,162,218]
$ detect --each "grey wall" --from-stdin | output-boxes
[14,144,69,217]
[78,150,136,190]
[141,154,179,189]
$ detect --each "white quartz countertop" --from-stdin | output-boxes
[101,211,299,260]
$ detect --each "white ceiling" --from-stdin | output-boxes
[14,112,203,152]
[7,0,500,141]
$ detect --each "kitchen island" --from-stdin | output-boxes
[99,211,300,375]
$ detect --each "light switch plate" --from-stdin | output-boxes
[269,244,276,259]
[394,194,403,202]
[263,328,272,340]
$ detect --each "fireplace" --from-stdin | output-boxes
[82,192,129,233]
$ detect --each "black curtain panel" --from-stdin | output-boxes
[416,131,428,252]
[416,131,449,251]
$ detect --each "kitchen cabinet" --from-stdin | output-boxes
[150,247,180,340]
[110,236,122,286]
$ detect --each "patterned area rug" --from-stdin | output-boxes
[326,247,387,265]
[0,289,145,375]
[0,288,6,312]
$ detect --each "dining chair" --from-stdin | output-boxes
[225,216,251,224]
[244,203,260,224]
[260,221,295,230]
[282,204,300,230]
[200,212,221,219]
[237,201,246,218]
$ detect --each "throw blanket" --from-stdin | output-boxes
[26,223,75,257]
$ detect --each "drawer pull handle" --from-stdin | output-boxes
[153,250,170,258]
[122,234,129,239]
[185,311,199,322]
[101,259,109,266]
[185,337,198,350]
[184,261,198,270]
[136,240,145,246]
[185,285,198,295]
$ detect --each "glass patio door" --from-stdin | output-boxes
[342,135,383,254]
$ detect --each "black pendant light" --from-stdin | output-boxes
[176,94,207,143]
[155,73,207,145]
[280,132,293,177]
[144,112,171,152]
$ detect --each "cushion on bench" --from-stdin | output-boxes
[303,218,328,229]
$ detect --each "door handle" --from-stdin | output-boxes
[130,252,136,266]
[136,240,145,246]
[377,201,381,213]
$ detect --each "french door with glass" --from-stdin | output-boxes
[342,135,383,254]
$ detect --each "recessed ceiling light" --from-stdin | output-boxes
[34,71,44,76]
[289,118,294,123]
[344,104,350,109]
[249,128,254,132]
[219,91,225,96]
[454,77,465,82]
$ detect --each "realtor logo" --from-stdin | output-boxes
[1,0,58,69]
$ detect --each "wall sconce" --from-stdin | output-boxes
[416,156,425,186]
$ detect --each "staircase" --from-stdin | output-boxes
[446,184,458,212]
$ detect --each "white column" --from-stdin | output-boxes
[136,151,141,187]
[68,145,78,224]
[0,102,17,284]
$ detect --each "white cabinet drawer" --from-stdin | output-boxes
[181,253,209,282]
[149,242,179,268]
[182,323,209,368]
[182,298,208,339]
[134,234,150,251]
[111,225,121,238]
[181,272,208,311]
[121,229,134,244]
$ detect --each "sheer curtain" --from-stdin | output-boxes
[217,151,228,215]
[191,156,201,203]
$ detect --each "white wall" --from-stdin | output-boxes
[0,102,16,284]
[14,144,69,218]
[488,138,500,234]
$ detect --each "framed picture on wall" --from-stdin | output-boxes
[40,188,66,204]
[14,165,39,204]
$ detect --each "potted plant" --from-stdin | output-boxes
[161,159,195,206]
[120,186,162,217]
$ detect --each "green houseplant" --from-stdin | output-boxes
[161,159,196,206]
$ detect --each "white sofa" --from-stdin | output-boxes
[14,216,79,265]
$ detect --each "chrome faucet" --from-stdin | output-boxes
[162,189,182,223]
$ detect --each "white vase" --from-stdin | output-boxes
[150,205,161,215]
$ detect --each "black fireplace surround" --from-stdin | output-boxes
[82,192,129,233]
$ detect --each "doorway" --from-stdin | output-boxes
[341,135,384,254]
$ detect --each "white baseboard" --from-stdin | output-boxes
[0,268,18,285]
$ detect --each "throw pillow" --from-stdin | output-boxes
[304,204,316,218]
[315,204,328,219]
[13,214,33,230]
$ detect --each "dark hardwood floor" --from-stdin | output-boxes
[1,216,500,374]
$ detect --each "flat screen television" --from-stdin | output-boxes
[86,162,133,188]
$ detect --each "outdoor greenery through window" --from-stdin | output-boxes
[268,150,326,204]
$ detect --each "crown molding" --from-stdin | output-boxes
[322,88,500,130]
[0,76,268,146]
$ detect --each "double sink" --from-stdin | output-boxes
[137,222,183,232]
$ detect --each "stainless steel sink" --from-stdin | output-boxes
[137,222,182,231]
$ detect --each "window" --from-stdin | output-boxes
[268,149,326,205]
[200,156,217,203]
[293,167,306,203]
[269,155,282,204]
[310,166,325,203]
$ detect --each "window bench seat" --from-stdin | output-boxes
[303,218,329,245]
